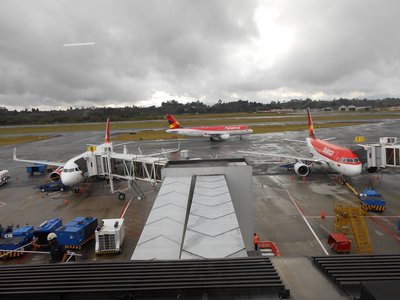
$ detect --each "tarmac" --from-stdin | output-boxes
[0,117,399,299]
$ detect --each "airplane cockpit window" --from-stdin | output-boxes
[344,158,359,163]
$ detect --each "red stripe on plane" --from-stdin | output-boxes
[310,139,360,164]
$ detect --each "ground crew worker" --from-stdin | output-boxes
[32,232,68,263]
[253,232,260,251]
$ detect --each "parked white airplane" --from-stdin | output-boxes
[14,118,180,199]
[240,108,362,177]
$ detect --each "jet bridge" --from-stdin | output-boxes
[84,146,168,198]
[361,137,400,173]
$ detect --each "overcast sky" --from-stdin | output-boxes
[1,0,400,110]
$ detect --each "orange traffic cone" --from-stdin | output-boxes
[321,210,325,219]
[64,199,69,206]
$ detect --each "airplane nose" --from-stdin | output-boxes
[347,164,362,176]
[61,172,82,186]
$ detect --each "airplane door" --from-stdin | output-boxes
[96,156,104,175]
[87,155,98,177]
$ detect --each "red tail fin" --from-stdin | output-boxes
[165,114,182,129]
[105,118,110,143]
[307,108,316,139]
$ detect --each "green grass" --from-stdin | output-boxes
[0,111,397,145]
[0,135,52,146]
[1,112,398,135]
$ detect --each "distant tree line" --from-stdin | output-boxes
[1,98,400,125]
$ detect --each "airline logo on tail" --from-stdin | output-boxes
[307,108,316,139]
[165,114,182,129]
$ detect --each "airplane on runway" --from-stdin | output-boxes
[165,114,253,140]
[13,118,180,199]
[239,108,362,177]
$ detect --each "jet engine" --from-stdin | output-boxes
[366,166,379,174]
[294,162,310,177]
[220,133,230,140]
[49,166,63,182]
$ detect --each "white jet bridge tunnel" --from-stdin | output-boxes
[83,148,168,184]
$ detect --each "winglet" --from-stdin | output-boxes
[307,108,316,139]
[165,114,182,129]
[105,118,110,143]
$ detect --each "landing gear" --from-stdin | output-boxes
[74,187,80,193]
[118,192,126,201]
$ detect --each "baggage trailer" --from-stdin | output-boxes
[328,233,351,254]
[26,164,46,176]
[33,218,63,245]
[95,219,125,254]
[56,217,97,249]
[0,170,10,186]
[0,225,34,258]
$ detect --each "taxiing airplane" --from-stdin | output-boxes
[165,114,253,140]
[14,118,179,199]
[239,108,362,177]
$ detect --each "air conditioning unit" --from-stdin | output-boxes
[95,218,125,254]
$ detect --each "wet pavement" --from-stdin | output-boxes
[0,118,399,266]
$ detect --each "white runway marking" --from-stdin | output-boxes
[285,189,330,256]
[260,184,330,255]
[0,202,7,208]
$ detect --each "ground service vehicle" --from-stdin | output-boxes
[35,181,69,192]
[56,217,98,249]
[358,188,385,212]
[328,233,351,253]
[0,225,34,258]
[33,218,63,245]
[0,170,9,186]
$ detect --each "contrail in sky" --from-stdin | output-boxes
[63,42,95,47]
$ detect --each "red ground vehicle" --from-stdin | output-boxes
[328,233,351,254]
[258,241,280,256]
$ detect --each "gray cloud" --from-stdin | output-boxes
[0,0,399,110]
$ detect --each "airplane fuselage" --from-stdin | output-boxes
[166,125,253,138]
[306,137,362,176]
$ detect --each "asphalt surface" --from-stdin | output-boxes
[0,117,399,298]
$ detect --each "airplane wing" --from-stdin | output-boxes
[282,137,335,143]
[238,150,323,163]
[13,148,64,167]
[110,141,181,160]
